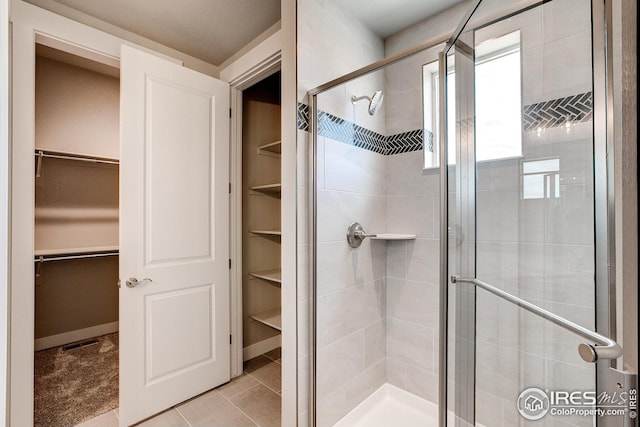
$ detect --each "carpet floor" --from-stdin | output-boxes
[34,333,119,427]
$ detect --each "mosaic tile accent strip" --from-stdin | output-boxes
[297,102,310,132]
[523,91,593,132]
[317,111,387,154]
[386,129,427,155]
[298,91,594,155]
[298,103,427,155]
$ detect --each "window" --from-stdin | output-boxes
[522,158,560,199]
[423,31,522,168]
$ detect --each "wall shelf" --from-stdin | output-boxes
[250,308,282,332]
[257,141,281,157]
[249,183,281,196]
[370,234,417,240]
[249,269,282,286]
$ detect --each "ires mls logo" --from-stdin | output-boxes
[517,387,635,420]
[517,388,550,420]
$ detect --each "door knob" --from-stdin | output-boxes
[126,277,153,288]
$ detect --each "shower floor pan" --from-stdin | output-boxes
[333,383,438,427]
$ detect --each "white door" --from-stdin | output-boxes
[119,45,230,426]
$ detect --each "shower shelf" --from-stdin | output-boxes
[249,269,282,285]
[250,308,282,331]
[369,234,416,240]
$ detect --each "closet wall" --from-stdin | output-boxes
[34,46,120,349]
[242,72,282,354]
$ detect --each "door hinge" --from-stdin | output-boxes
[117,279,121,289]
[229,182,231,194]
[229,108,232,118]
[229,258,232,269]
[230,335,232,344]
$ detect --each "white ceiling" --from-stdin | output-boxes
[44,0,281,66]
[28,0,462,67]
[333,0,464,38]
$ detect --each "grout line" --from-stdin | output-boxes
[247,374,282,395]
[221,378,263,400]
[174,406,194,427]
[219,384,262,427]
[245,367,282,395]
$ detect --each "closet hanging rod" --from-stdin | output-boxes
[34,150,119,165]
[34,251,119,263]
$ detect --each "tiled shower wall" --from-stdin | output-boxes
[297,2,469,425]
[473,1,596,426]
[298,0,598,426]
[314,132,387,427]
[296,0,385,425]
[380,20,451,406]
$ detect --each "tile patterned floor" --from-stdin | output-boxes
[76,348,282,427]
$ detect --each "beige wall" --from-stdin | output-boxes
[34,53,119,344]
[36,55,119,159]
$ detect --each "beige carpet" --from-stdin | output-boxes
[34,333,119,427]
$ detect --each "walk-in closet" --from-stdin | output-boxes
[242,71,282,369]
[33,44,120,427]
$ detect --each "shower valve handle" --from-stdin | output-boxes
[347,222,377,248]
[354,230,376,238]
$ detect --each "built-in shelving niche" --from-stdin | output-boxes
[242,71,282,352]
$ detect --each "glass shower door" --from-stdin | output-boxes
[444,0,623,426]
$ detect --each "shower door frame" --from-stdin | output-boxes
[305,0,616,425]
[439,0,617,426]
[307,32,452,427]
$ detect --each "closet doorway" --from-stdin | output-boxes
[12,9,288,424]
[240,71,282,363]
[33,43,121,427]
[26,39,233,426]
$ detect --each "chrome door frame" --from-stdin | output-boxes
[439,0,617,426]
[305,0,616,425]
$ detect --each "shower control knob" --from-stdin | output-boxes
[347,222,377,248]
[126,277,153,288]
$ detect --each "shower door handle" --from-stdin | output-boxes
[126,277,153,288]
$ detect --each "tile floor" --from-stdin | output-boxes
[76,348,282,427]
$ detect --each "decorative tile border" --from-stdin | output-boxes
[297,102,310,132]
[298,102,429,156]
[317,111,387,154]
[386,129,427,155]
[523,92,593,132]
[297,91,593,155]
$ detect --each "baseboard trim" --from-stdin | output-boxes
[34,321,119,351]
[243,335,281,361]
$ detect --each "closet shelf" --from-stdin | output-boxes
[34,248,119,262]
[370,234,417,240]
[257,141,281,157]
[249,183,281,195]
[34,149,119,165]
[35,207,119,221]
[249,269,282,285]
[250,308,282,331]
[249,230,282,237]
[35,246,119,257]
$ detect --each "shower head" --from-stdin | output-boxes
[351,90,384,115]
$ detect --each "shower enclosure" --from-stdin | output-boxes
[308,0,623,426]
